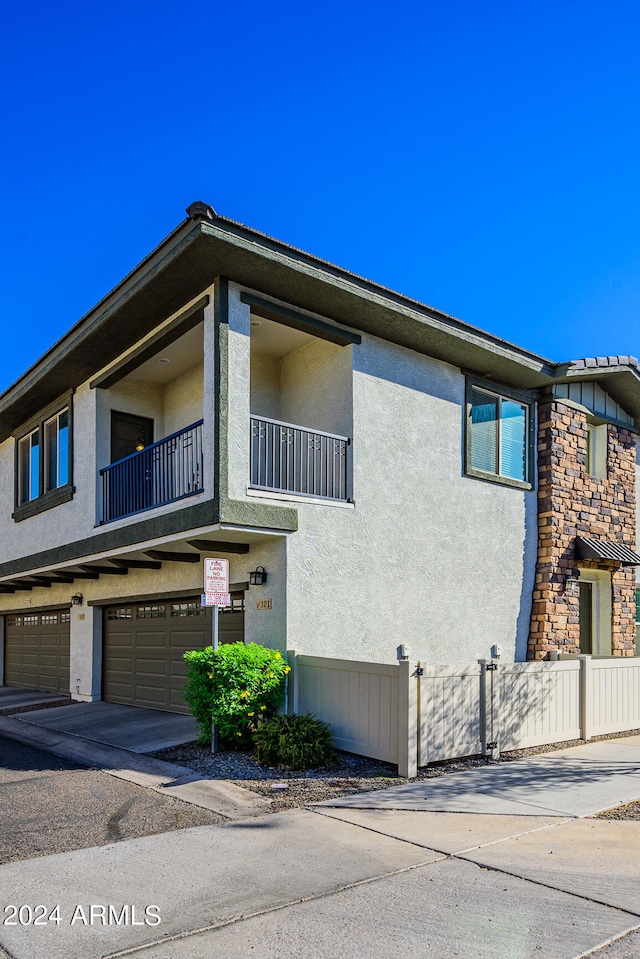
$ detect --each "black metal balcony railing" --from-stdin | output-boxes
[250,416,350,501]
[101,421,204,523]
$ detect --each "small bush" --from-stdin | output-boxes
[183,643,289,746]
[253,712,337,770]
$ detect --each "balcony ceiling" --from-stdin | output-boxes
[250,317,315,358]
[124,323,204,386]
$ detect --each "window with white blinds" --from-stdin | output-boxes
[468,385,530,485]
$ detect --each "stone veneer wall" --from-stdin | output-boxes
[528,399,637,660]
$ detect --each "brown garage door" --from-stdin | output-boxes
[4,610,71,694]
[103,595,245,713]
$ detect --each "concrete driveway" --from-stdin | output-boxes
[10,700,199,753]
[0,688,71,713]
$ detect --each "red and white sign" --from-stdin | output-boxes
[202,591,231,607]
[202,558,230,607]
[204,558,229,593]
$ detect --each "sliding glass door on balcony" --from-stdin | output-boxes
[101,421,204,523]
[250,416,350,501]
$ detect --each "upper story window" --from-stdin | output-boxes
[465,380,533,490]
[585,419,607,479]
[13,397,73,522]
[19,408,69,503]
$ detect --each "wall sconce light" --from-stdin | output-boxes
[71,593,83,606]
[248,566,267,586]
[564,576,579,594]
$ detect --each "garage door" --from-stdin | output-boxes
[4,610,71,694]
[103,595,245,713]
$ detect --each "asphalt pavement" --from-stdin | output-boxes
[0,735,224,863]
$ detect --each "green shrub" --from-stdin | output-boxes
[183,642,289,746]
[253,712,337,770]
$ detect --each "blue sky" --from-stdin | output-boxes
[1,1,640,393]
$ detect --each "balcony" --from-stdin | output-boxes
[101,421,204,523]
[250,416,350,501]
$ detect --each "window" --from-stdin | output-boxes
[171,601,205,618]
[107,608,133,620]
[466,381,532,488]
[136,605,166,619]
[585,419,607,479]
[44,409,69,491]
[14,397,73,521]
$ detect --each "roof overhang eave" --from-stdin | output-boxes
[552,365,640,426]
[0,214,561,441]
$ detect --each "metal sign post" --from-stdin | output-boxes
[201,558,230,756]
[211,604,219,754]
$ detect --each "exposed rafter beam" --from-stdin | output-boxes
[4,582,33,591]
[24,578,52,588]
[145,550,200,564]
[47,573,76,583]
[65,570,100,580]
[110,559,162,570]
[79,565,128,576]
[187,540,250,554]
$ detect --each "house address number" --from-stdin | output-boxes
[256,598,272,610]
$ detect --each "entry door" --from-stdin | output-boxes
[111,412,153,462]
[111,412,155,513]
[579,582,593,654]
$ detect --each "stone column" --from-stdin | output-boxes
[528,400,637,659]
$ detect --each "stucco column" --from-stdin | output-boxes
[225,283,252,502]
[69,606,102,701]
[202,286,217,505]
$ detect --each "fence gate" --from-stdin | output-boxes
[418,663,484,765]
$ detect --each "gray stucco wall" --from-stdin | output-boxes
[250,353,281,421]
[225,290,252,502]
[163,363,204,436]
[242,537,287,654]
[0,279,536,677]
[250,338,352,439]
[280,338,352,438]
[225,288,537,665]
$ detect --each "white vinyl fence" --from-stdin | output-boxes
[288,651,640,777]
[288,654,402,764]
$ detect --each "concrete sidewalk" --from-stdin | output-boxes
[1,807,639,959]
[3,720,640,957]
[319,736,640,817]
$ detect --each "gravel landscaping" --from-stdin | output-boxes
[152,726,640,814]
[595,801,640,820]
